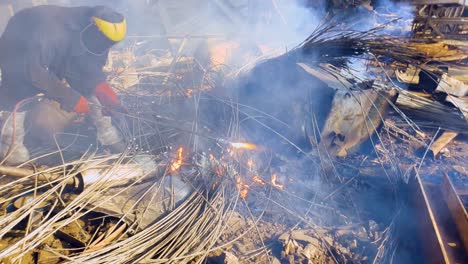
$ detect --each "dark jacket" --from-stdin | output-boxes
[0,5,109,111]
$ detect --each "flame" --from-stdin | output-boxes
[252,176,266,185]
[236,177,250,200]
[170,147,184,172]
[271,174,284,190]
[239,188,249,200]
[230,142,257,150]
[209,41,239,66]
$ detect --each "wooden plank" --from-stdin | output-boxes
[408,169,468,263]
[429,131,458,158]
[396,90,468,134]
[441,174,468,253]
[410,173,451,263]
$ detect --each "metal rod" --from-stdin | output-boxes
[0,165,73,184]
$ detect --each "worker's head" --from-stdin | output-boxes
[81,6,126,55]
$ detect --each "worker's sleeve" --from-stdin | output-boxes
[27,39,82,112]
[66,53,108,97]
[28,60,82,111]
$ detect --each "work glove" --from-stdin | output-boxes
[93,82,127,115]
[73,96,90,113]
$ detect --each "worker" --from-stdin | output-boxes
[0,5,127,165]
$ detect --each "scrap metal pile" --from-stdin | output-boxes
[1,9,467,264]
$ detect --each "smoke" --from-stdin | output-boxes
[343,0,414,35]
[240,0,325,49]
[116,0,325,53]
[0,2,413,261]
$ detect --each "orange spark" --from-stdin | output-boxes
[170,147,184,172]
[271,174,284,190]
[236,177,250,199]
[252,176,266,185]
[239,188,249,200]
[230,142,257,150]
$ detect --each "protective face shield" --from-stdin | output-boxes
[93,17,126,42]
[81,6,126,55]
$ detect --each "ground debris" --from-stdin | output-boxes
[276,223,378,264]
[319,87,398,157]
[1,5,467,263]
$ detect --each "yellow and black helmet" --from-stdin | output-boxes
[91,6,126,43]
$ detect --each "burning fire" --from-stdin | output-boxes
[230,142,257,150]
[271,174,284,190]
[252,176,266,185]
[236,177,250,200]
[170,147,184,172]
[208,41,239,66]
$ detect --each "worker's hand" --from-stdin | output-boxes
[73,96,90,113]
[93,82,128,116]
[94,82,119,107]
